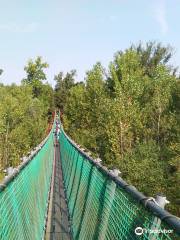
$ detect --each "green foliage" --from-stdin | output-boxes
[0,85,48,172]
[54,70,76,110]
[39,83,55,117]
[63,42,180,216]
[0,57,54,181]
[119,141,165,195]
[22,56,49,98]
[131,41,177,76]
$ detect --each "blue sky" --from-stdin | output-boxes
[0,0,179,86]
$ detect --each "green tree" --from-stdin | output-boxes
[54,70,76,110]
[22,56,49,98]
[132,41,178,76]
[0,84,48,174]
[62,42,179,216]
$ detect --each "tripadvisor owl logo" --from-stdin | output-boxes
[135,227,144,235]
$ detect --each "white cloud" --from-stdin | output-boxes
[0,22,39,33]
[153,0,168,35]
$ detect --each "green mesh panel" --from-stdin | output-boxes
[59,130,179,240]
[0,131,54,240]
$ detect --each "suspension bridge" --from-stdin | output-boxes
[0,116,179,240]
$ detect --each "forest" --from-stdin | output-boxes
[0,42,179,216]
[0,57,54,179]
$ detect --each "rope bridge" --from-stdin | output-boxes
[59,128,180,240]
[0,121,179,239]
[0,129,54,239]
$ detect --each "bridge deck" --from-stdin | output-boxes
[45,141,71,240]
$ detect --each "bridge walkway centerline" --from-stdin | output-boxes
[45,139,71,240]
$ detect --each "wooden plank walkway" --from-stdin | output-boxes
[45,141,71,240]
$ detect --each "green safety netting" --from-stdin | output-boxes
[0,119,179,240]
[0,130,54,240]
[59,129,180,240]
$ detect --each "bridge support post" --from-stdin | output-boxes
[149,194,169,239]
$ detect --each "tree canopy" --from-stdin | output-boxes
[0,57,54,180]
[54,70,76,111]
[22,56,49,98]
[59,42,180,216]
